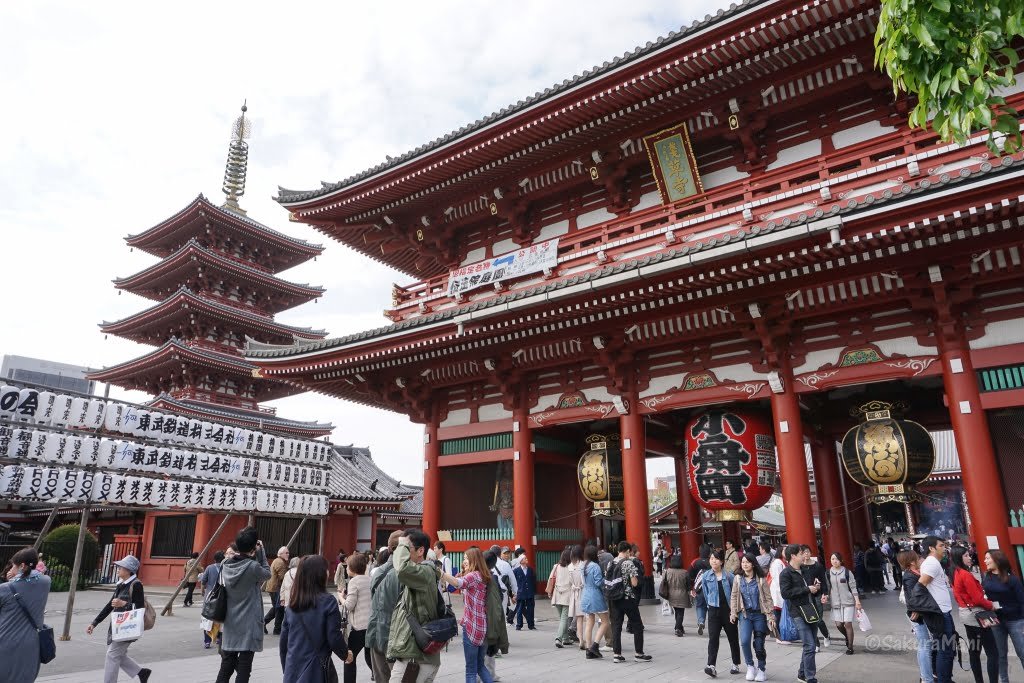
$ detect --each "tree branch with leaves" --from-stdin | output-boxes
[875,0,1023,154]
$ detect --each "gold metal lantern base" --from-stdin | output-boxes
[715,509,747,522]
[868,484,922,504]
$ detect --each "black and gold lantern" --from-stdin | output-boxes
[841,401,935,503]
[578,434,624,516]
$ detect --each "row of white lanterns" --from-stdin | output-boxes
[1,425,329,490]
[0,465,329,514]
[0,386,332,464]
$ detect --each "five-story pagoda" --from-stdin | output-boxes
[90,105,332,439]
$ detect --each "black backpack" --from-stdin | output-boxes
[603,559,626,601]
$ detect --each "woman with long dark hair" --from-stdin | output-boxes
[280,555,352,683]
[1,547,52,683]
[579,544,609,659]
[546,547,573,648]
[729,553,773,681]
[950,546,998,683]
[701,550,741,678]
[566,545,585,646]
[982,549,1024,683]
[659,554,691,636]
[827,552,862,655]
[441,547,494,682]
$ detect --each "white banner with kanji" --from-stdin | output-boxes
[446,238,558,297]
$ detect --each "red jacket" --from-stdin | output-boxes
[953,568,993,610]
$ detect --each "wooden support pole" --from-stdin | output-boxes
[285,517,311,551]
[60,505,91,641]
[161,513,235,617]
[33,504,63,550]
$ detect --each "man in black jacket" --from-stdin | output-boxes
[780,544,820,683]
[799,545,831,648]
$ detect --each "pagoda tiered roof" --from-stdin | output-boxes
[127,195,324,273]
[148,393,334,438]
[329,446,419,505]
[99,286,327,346]
[89,338,302,403]
[114,239,325,313]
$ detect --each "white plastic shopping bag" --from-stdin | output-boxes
[200,617,214,632]
[661,600,671,616]
[111,608,146,642]
[856,607,872,632]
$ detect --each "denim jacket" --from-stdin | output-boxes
[700,569,735,608]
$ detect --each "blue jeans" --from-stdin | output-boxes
[463,631,492,683]
[912,620,934,683]
[695,593,707,625]
[992,617,1024,683]
[935,611,956,683]
[792,614,817,682]
[739,611,768,670]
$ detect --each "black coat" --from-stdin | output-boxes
[800,562,830,597]
[280,593,349,683]
[904,573,945,638]
[779,566,813,608]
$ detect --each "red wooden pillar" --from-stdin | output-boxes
[674,455,702,564]
[422,419,441,542]
[811,438,852,564]
[938,342,1014,566]
[192,513,213,557]
[620,405,652,574]
[770,370,817,548]
[512,409,535,558]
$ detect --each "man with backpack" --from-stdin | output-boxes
[387,529,444,682]
[606,541,652,663]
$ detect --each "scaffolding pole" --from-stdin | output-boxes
[161,513,235,617]
[32,504,64,550]
[59,504,91,641]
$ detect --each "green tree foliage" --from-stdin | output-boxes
[42,523,99,570]
[875,0,1023,153]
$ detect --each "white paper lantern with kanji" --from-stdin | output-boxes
[0,385,20,419]
[85,400,106,429]
[68,397,89,428]
[50,395,74,427]
[144,412,165,439]
[103,403,124,432]
[26,430,48,462]
[6,429,32,459]
[112,441,135,470]
[0,465,22,497]
[13,389,38,422]
[81,436,101,464]
[128,409,149,437]
[18,466,45,499]
[33,391,57,425]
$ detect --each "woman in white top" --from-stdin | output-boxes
[566,545,585,646]
[279,557,300,609]
[546,548,574,648]
[341,553,372,683]
[826,552,861,655]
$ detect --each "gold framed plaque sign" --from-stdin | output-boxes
[643,122,703,205]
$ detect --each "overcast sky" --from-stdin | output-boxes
[1,1,735,487]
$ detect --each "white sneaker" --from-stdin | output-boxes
[745,665,757,680]
[823,636,831,647]
[755,669,766,682]
[600,645,612,652]
[730,665,741,675]
[703,664,717,678]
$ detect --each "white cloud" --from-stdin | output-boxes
[0,0,732,486]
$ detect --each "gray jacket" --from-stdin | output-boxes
[366,560,399,653]
[220,547,271,652]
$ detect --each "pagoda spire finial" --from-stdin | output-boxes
[222,101,252,214]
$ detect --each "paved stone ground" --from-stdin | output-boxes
[34,582,1024,682]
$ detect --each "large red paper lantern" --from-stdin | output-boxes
[686,409,777,521]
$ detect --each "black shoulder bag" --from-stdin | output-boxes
[9,583,56,664]
[795,572,820,624]
[201,565,229,623]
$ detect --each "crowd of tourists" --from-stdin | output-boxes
[4,529,1024,683]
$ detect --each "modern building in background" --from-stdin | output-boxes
[1,354,96,396]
